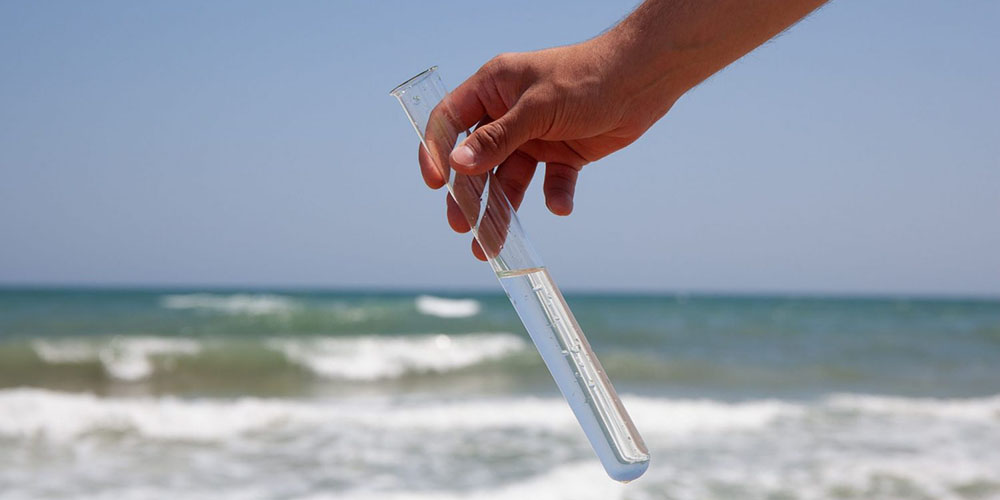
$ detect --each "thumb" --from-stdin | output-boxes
[450,102,540,174]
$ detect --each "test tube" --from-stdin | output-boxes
[390,67,649,482]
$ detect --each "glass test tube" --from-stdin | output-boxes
[390,67,649,482]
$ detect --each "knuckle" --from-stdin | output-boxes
[486,52,509,68]
[475,122,509,154]
[546,165,578,190]
[515,90,556,137]
[484,52,519,80]
[517,89,549,111]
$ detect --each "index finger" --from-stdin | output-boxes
[421,71,491,185]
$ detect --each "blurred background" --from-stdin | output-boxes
[1,1,998,499]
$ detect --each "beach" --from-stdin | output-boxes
[1,288,998,499]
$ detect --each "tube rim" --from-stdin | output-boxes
[389,66,438,97]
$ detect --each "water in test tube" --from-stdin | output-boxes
[390,67,650,482]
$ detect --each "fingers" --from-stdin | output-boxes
[439,65,493,130]
[450,99,542,176]
[543,162,579,216]
[460,161,577,262]
[446,194,470,233]
[446,151,537,233]
[449,174,487,234]
[494,151,537,211]
[419,145,446,189]
[470,174,512,263]
[421,71,492,191]
[416,55,565,260]
[466,159,574,261]
[471,238,487,261]
[421,63,512,187]
[423,54,546,184]
[466,151,538,261]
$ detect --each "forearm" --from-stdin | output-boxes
[595,0,828,112]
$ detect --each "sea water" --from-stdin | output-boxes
[497,267,650,482]
[3,288,1000,499]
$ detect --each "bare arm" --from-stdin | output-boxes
[420,0,827,260]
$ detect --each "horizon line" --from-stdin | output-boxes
[1,281,998,303]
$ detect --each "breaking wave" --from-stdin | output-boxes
[266,333,526,380]
[2,389,998,499]
[160,293,299,315]
[26,333,527,382]
[33,337,201,381]
[1,389,996,442]
[415,295,482,318]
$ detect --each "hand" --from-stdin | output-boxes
[418,0,827,260]
[419,38,685,260]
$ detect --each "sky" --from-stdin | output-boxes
[0,1,997,296]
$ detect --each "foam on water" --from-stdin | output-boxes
[266,333,525,380]
[328,462,627,500]
[31,339,95,363]
[33,337,201,381]
[0,388,321,441]
[415,295,482,318]
[160,293,299,315]
[827,392,1000,420]
[26,333,527,383]
[1,389,998,499]
[4,389,994,442]
[0,390,811,443]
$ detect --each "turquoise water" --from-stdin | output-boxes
[1,287,999,499]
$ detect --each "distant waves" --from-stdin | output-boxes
[33,337,202,381]
[160,292,483,319]
[161,293,299,315]
[24,333,526,383]
[266,333,522,380]
[415,295,481,318]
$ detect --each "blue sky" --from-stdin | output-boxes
[1,1,997,296]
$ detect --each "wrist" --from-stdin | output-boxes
[586,28,698,124]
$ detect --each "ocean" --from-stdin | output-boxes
[0,287,998,499]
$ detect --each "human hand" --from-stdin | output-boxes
[418,37,686,260]
[418,0,827,261]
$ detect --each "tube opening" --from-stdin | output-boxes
[389,66,438,97]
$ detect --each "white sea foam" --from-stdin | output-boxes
[2,390,999,499]
[826,392,1000,421]
[352,396,799,436]
[328,462,627,500]
[0,390,941,443]
[32,337,201,381]
[627,396,802,435]
[32,339,95,363]
[0,389,793,443]
[266,333,525,380]
[160,293,298,315]
[0,388,319,441]
[415,295,481,318]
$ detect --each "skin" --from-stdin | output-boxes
[419,0,829,260]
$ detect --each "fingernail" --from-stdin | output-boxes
[451,145,476,168]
